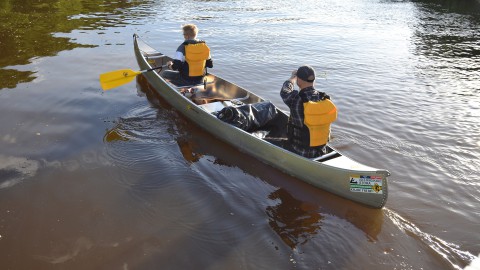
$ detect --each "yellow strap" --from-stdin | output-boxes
[303,99,337,146]
[185,43,210,77]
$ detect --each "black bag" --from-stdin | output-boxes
[217,101,278,131]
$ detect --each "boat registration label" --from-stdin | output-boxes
[349,175,383,194]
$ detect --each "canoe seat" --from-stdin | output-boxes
[312,150,341,162]
[173,81,214,90]
[146,53,165,59]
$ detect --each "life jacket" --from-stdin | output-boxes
[184,41,210,77]
[303,99,337,146]
[288,94,337,148]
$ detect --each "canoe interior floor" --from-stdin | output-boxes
[145,55,337,162]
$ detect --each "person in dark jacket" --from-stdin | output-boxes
[280,65,337,158]
[164,24,213,86]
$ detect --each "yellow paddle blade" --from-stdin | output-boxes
[99,69,142,91]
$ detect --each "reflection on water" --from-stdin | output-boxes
[104,121,203,163]
[0,0,153,89]
[103,122,132,142]
[177,138,204,163]
[133,74,384,248]
[0,69,35,89]
[411,0,480,97]
[413,0,480,13]
[266,188,323,249]
[0,155,39,189]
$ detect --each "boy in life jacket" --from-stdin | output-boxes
[164,24,213,86]
[280,65,337,158]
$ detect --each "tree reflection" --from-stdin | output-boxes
[410,0,480,96]
[412,0,480,60]
[266,188,323,249]
[0,0,154,89]
[412,0,480,14]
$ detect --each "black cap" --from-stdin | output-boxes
[296,65,316,82]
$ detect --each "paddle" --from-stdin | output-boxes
[99,65,166,91]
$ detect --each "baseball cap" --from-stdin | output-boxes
[296,65,316,82]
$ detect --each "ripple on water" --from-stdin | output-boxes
[0,155,39,189]
[386,209,476,269]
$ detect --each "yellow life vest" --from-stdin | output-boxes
[184,42,210,77]
[303,99,337,147]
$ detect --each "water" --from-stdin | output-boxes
[0,0,479,269]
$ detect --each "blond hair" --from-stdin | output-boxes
[182,24,198,38]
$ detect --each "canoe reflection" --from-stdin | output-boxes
[107,75,384,246]
[177,137,203,163]
[136,74,384,241]
[266,188,324,249]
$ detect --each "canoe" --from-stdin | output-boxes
[133,34,390,208]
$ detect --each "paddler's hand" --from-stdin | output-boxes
[289,70,297,83]
[166,61,173,70]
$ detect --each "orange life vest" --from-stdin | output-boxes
[184,42,210,77]
[303,99,337,146]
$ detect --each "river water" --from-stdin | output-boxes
[0,0,479,269]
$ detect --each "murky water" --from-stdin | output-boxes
[0,0,479,269]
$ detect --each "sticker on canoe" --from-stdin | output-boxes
[349,175,383,194]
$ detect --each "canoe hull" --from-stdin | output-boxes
[133,34,389,208]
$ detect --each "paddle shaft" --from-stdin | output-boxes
[143,65,168,74]
[100,64,211,91]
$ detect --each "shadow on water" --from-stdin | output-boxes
[0,0,154,89]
